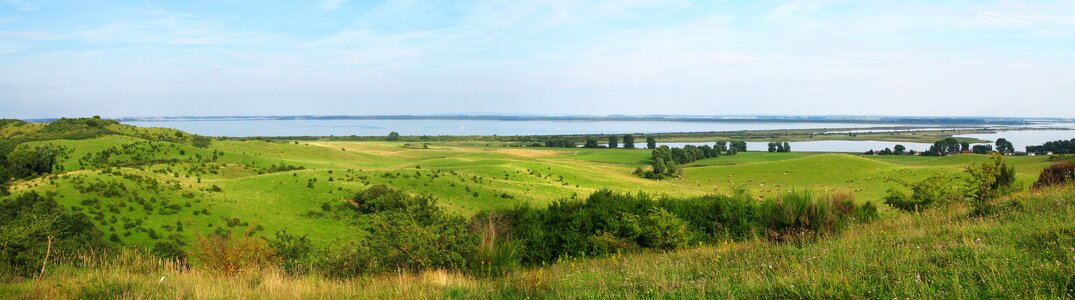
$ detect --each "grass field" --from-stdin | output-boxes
[6,131,1058,249]
[1,120,1072,298]
[4,184,1072,299]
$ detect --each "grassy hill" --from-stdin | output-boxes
[0,119,1058,249]
[1,119,1071,298]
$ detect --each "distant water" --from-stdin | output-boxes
[122,119,1075,153]
[124,119,910,137]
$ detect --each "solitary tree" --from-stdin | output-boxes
[387,131,401,141]
[995,138,1014,154]
[894,144,906,155]
[623,134,636,149]
[646,137,657,149]
[782,142,791,152]
[608,135,619,149]
[768,142,777,152]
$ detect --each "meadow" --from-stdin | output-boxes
[0,118,1071,298]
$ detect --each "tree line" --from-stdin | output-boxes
[868,138,1015,156]
[1026,138,1075,155]
[767,142,791,153]
[636,141,745,179]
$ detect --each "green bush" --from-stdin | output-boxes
[365,212,477,273]
[884,175,961,212]
[0,192,107,277]
[638,207,689,250]
[964,153,1017,215]
[266,230,316,276]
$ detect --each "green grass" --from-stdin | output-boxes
[5,184,1072,299]
[3,132,1059,251]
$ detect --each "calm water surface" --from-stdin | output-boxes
[124,119,908,137]
[123,119,1075,153]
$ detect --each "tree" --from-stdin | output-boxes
[893,144,906,155]
[192,135,212,148]
[767,142,777,152]
[619,135,632,149]
[584,138,599,148]
[386,132,401,141]
[995,138,1014,154]
[782,142,791,153]
[646,137,657,149]
[608,135,619,149]
[653,158,667,176]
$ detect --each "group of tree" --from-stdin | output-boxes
[1026,138,1075,155]
[766,142,792,152]
[866,144,911,156]
[922,138,964,156]
[0,145,62,195]
[580,134,641,149]
[544,138,577,148]
[637,142,743,179]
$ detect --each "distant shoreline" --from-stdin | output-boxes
[25,114,1066,125]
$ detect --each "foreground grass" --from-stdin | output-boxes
[4,185,1072,299]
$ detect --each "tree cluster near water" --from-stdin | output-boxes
[1026,138,1075,155]
[766,142,791,152]
[866,144,911,155]
[922,138,963,156]
[637,142,743,179]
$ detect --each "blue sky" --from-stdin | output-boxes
[1,0,1074,118]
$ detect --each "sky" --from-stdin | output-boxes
[1,0,1074,119]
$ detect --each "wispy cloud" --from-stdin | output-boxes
[1,1,1075,118]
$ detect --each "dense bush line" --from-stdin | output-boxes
[188,186,875,279]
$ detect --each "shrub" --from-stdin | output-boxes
[365,212,477,273]
[189,228,276,276]
[1034,161,1075,188]
[0,192,107,277]
[151,241,188,263]
[762,190,845,242]
[964,153,1017,215]
[638,207,690,250]
[884,175,961,212]
[266,230,316,276]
